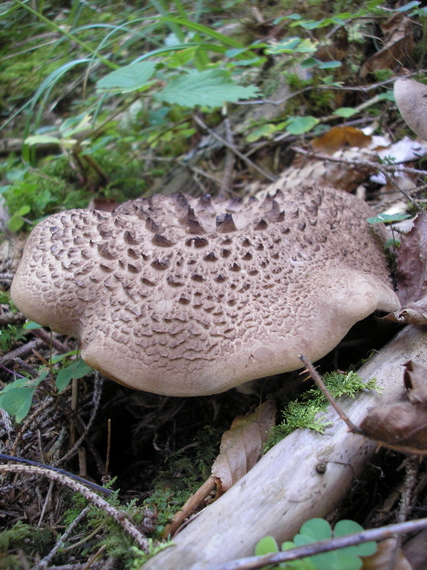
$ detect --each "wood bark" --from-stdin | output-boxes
[142,325,427,570]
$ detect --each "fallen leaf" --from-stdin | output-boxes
[311,126,372,154]
[403,527,427,569]
[360,14,414,78]
[362,537,413,570]
[387,213,427,325]
[212,399,276,493]
[389,300,427,326]
[360,361,427,455]
[403,360,427,406]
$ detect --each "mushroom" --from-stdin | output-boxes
[394,78,427,141]
[11,187,400,396]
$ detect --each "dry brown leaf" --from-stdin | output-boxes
[388,300,427,326]
[404,527,427,569]
[360,14,415,78]
[387,213,427,325]
[396,213,427,306]
[211,399,276,493]
[311,126,372,154]
[360,361,427,455]
[362,538,413,570]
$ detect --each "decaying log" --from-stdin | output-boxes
[142,325,427,570]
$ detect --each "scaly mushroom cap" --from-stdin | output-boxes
[394,78,427,141]
[11,186,400,396]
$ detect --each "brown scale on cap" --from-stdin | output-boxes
[11,186,400,396]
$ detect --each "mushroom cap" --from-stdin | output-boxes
[11,186,400,396]
[394,78,427,141]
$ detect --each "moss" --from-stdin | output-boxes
[0,521,53,570]
[265,372,379,450]
[3,166,87,223]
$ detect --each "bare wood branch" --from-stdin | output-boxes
[142,325,427,570]
[210,517,427,570]
[293,146,425,212]
[31,506,90,570]
[193,115,277,182]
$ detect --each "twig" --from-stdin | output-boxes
[0,463,149,551]
[209,517,427,570]
[193,115,277,182]
[220,118,236,194]
[55,373,104,466]
[186,165,222,184]
[293,146,425,212]
[31,328,70,353]
[163,475,217,538]
[0,454,111,496]
[0,338,45,367]
[235,72,424,107]
[299,355,366,436]
[0,312,27,325]
[30,506,90,570]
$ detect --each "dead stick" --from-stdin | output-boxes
[293,146,424,212]
[299,355,366,436]
[210,517,427,570]
[193,115,277,182]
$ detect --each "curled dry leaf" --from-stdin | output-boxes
[362,538,413,570]
[360,361,427,455]
[311,126,372,154]
[388,213,427,325]
[360,13,414,78]
[211,399,276,493]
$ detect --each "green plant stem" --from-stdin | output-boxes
[13,0,118,70]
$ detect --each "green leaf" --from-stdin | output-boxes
[301,57,321,69]
[367,213,411,224]
[377,90,395,102]
[294,519,377,570]
[23,321,42,330]
[334,107,358,118]
[246,123,278,142]
[255,535,279,556]
[280,543,317,569]
[0,370,49,422]
[318,61,341,69]
[8,215,25,232]
[96,61,157,93]
[295,39,318,53]
[56,358,93,392]
[24,134,61,145]
[265,37,301,55]
[334,520,376,557]
[384,237,400,249]
[285,116,319,135]
[295,20,324,30]
[155,69,259,109]
[17,205,31,216]
[165,47,198,68]
[296,518,332,542]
